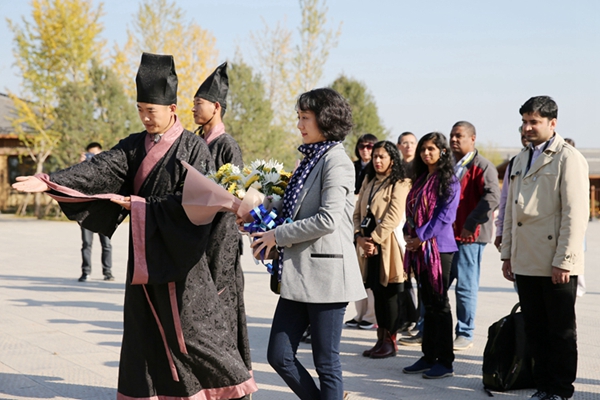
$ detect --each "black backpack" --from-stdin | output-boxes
[482,303,536,395]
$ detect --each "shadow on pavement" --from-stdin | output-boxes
[0,274,124,293]
[10,298,122,312]
[0,372,114,399]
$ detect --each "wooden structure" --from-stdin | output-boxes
[0,93,36,212]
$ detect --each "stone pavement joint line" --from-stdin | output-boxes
[0,214,599,399]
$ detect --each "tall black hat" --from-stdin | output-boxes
[194,62,228,111]
[136,52,178,105]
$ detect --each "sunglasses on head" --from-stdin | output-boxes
[358,143,374,150]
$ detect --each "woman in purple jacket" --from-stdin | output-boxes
[401,132,460,379]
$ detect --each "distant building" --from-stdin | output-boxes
[0,93,36,212]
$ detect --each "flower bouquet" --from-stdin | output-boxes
[181,159,292,263]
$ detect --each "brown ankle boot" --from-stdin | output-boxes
[370,329,397,359]
[362,327,383,357]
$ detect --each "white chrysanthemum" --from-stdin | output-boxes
[271,194,282,202]
[230,164,241,175]
[264,159,284,172]
[236,189,246,199]
[249,159,267,171]
[263,171,280,185]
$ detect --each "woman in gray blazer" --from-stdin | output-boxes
[250,88,366,400]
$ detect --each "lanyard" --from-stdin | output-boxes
[366,176,389,211]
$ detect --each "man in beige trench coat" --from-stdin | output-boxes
[501,96,589,400]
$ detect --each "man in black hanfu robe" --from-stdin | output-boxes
[192,62,252,379]
[13,53,257,400]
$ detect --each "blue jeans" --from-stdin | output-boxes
[449,242,485,340]
[267,298,348,400]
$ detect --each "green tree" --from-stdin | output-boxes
[225,61,298,168]
[330,74,388,157]
[112,0,218,130]
[7,0,105,216]
[53,59,137,168]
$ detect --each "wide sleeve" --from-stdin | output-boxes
[275,153,353,247]
[415,179,460,242]
[371,181,409,245]
[47,140,132,237]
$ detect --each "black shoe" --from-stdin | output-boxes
[103,274,115,281]
[357,320,376,330]
[344,318,359,328]
[78,274,88,282]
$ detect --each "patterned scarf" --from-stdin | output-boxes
[453,151,475,181]
[403,172,444,294]
[276,141,340,282]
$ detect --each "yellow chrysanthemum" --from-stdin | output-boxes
[280,171,292,181]
[227,182,237,194]
[272,186,284,196]
[217,163,232,174]
[244,174,260,189]
[223,175,242,185]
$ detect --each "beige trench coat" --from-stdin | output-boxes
[500,134,589,276]
[353,174,411,286]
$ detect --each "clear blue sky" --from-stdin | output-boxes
[1,0,599,148]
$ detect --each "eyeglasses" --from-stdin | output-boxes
[358,143,374,150]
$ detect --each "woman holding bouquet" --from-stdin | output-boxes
[402,132,460,379]
[249,88,366,400]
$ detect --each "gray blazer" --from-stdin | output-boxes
[275,144,367,303]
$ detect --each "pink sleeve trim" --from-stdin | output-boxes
[117,371,258,400]
[130,195,149,285]
[142,286,179,382]
[35,174,125,203]
[169,282,188,355]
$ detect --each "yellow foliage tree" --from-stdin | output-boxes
[7,0,105,216]
[250,0,341,135]
[112,0,218,131]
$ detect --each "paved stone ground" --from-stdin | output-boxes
[0,213,598,399]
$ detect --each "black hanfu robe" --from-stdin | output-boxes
[203,129,252,375]
[39,117,258,399]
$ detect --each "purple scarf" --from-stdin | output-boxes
[276,141,339,282]
[403,172,444,294]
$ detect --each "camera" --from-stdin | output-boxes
[360,216,373,229]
